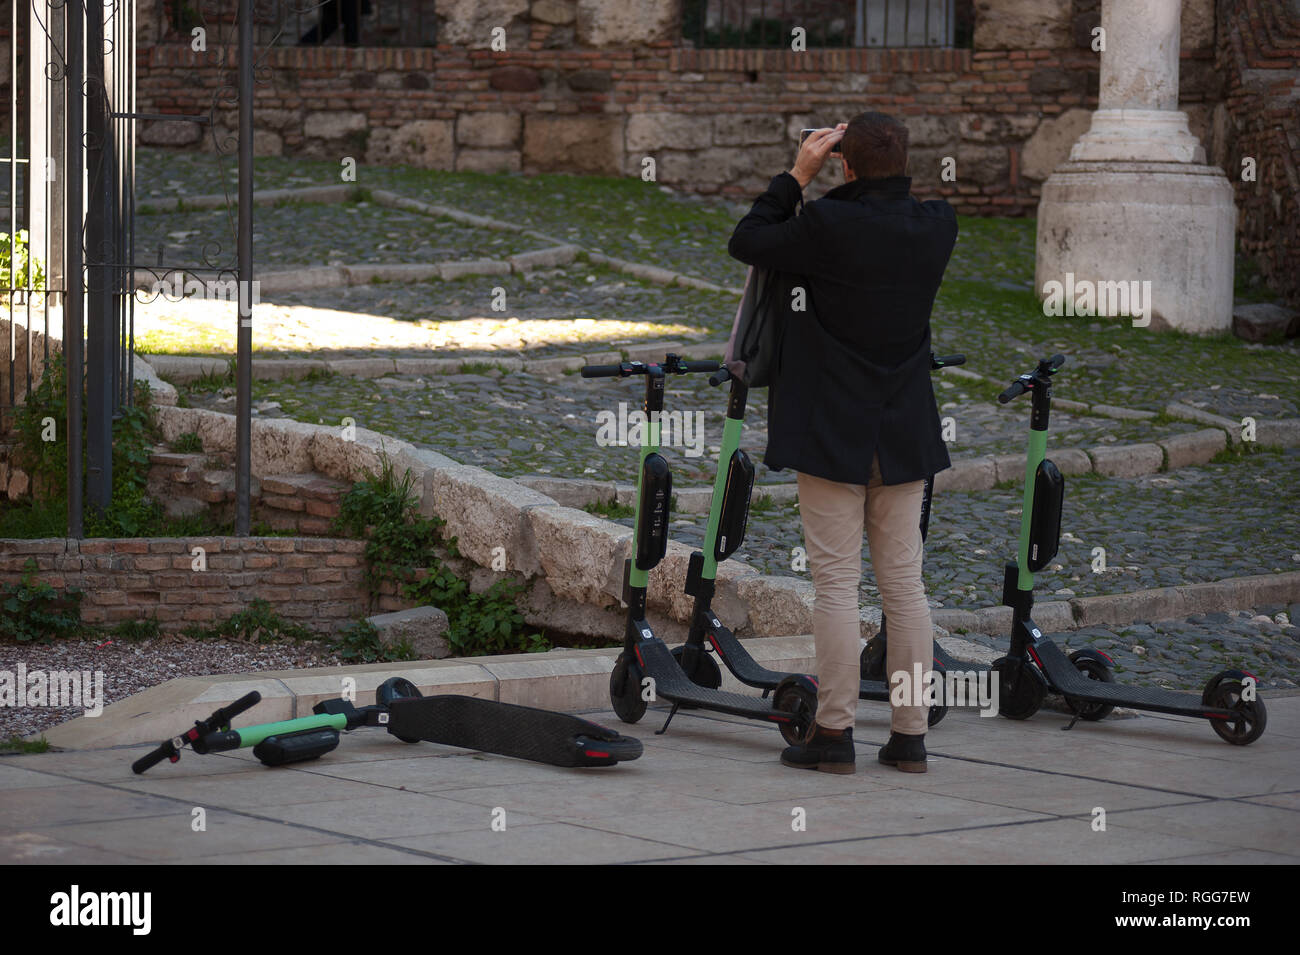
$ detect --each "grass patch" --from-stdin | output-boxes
[0,736,50,755]
[584,499,635,519]
[180,598,317,643]
[171,431,203,453]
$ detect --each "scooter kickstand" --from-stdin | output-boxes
[1062,714,1081,731]
[656,703,681,735]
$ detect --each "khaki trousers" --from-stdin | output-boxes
[796,459,933,735]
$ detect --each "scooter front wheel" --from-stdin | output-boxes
[609,652,649,724]
[1203,669,1267,746]
[992,657,1046,720]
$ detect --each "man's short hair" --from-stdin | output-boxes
[840,112,909,179]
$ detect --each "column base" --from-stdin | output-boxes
[1035,161,1237,335]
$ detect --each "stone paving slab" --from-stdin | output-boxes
[2,695,1296,865]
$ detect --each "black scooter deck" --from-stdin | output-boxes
[705,624,892,701]
[386,696,643,767]
[1031,641,1229,717]
[636,639,797,726]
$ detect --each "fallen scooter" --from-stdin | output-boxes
[132,677,644,772]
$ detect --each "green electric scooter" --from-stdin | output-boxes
[981,355,1266,744]
[582,354,819,743]
[671,353,968,727]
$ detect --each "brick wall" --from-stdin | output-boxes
[1216,0,1300,307]
[0,537,368,635]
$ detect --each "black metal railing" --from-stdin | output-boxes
[682,0,975,48]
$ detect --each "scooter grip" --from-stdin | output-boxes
[581,364,625,378]
[708,366,732,387]
[131,744,173,775]
[213,691,262,727]
[999,380,1028,404]
[932,353,965,368]
[678,360,721,374]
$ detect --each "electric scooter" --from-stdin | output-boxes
[132,677,644,772]
[968,355,1267,744]
[582,354,819,744]
[671,354,971,728]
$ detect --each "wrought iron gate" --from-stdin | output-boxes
[4,0,259,536]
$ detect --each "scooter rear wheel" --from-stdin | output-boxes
[927,663,949,727]
[861,635,886,682]
[773,677,817,746]
[1203,669,1267,746]
[1063,651,1115,721]
[377,677,423,743]
[992,657,1046,720]
[609,652,649,724]
[670,644,722,694]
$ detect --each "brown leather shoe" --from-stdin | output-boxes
[780,723,856,774]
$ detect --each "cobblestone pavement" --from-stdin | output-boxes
[213,362,1204,486]
[953,606,1300,694]
[624,448,1299,605]
[120,149,1300,696]
[135,199,549,273]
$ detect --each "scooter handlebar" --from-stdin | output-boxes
[931,353,965,369]
[131,690,262,774]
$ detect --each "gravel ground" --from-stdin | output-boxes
[0,637,344,740]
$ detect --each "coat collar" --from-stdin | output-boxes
[824,175,913,201]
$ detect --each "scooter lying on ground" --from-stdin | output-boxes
[131,677,644,772]
[672,353,969,729]
[872,355,1266,744]
[583,354,819,743]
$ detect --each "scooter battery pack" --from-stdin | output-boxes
[253,728,341,767]
[1028,459,1064,572]
[714,449,754,562]
[636,452,672,570]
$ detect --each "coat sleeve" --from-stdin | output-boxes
[727,172,827,275]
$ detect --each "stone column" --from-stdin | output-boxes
[1035,0,1236,334]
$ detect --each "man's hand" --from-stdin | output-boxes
[789,124,847,190]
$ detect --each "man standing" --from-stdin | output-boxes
[728,113,957,774]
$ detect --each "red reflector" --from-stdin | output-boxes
[585,751,610,759]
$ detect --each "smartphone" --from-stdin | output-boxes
[799,127,842,156]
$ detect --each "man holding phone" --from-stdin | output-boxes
[728,113,958,774]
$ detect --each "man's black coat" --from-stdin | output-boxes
[728,171,958,486]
